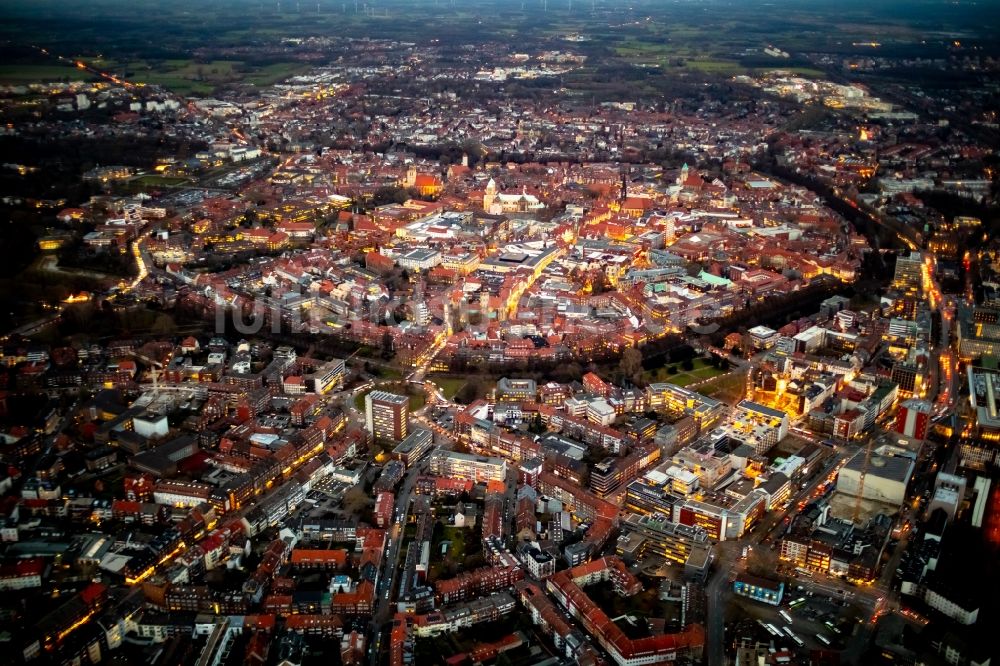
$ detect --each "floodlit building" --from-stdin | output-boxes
[428,449,507,483]
[728,400,790,454]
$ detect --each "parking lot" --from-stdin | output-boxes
[785,590,856,647]
[427,406,455,430]
[284,477,356,523]
[728,583,863,653]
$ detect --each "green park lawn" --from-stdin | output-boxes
[354,383,426,412]
[644,357,728,387]
[376,366,403,380]
[700,372,748,403]
[440,526,467,563]
[429,376,466,400]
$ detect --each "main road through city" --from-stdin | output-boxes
[705,446,850,666]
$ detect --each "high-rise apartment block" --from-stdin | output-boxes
[365,391,409,443]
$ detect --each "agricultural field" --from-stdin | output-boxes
[0,64,95,83]
[91,57,308,95]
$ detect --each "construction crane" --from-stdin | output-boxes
[853,436,876,525]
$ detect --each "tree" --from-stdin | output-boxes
[380,332,394,360]
[151,313,177,336]
[680,358,695,372]
[455,378,482,405]
[342,486,370,514]
[619,347,643,385]
[591,271,612,294]
[60,302,95,332]
[448,304,464,333]
[670,345,696,364]
[528,412,546,434]
[550,361,583,383]
[43,284,70,306]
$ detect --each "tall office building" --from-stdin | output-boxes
[365,391,409,443]
[892,251,925,294]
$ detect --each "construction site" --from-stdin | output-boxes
[776,429,920,582]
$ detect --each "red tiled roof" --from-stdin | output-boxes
[290,549,349,567]
[547,557,704,661]
[413,174,442,188]
[0,558,45,578]
[285,614,344,631]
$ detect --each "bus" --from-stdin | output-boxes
[789,597,806,608]
[779,610,793,624]
[759,621,781,637]
[824,621,841,635]
[783,626,796,638]
[817,634,832,646]
[794,567,813,578]
[792,635,805,647]
[767,624,783,637]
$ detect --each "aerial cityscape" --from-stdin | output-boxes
[0,0,998,664]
